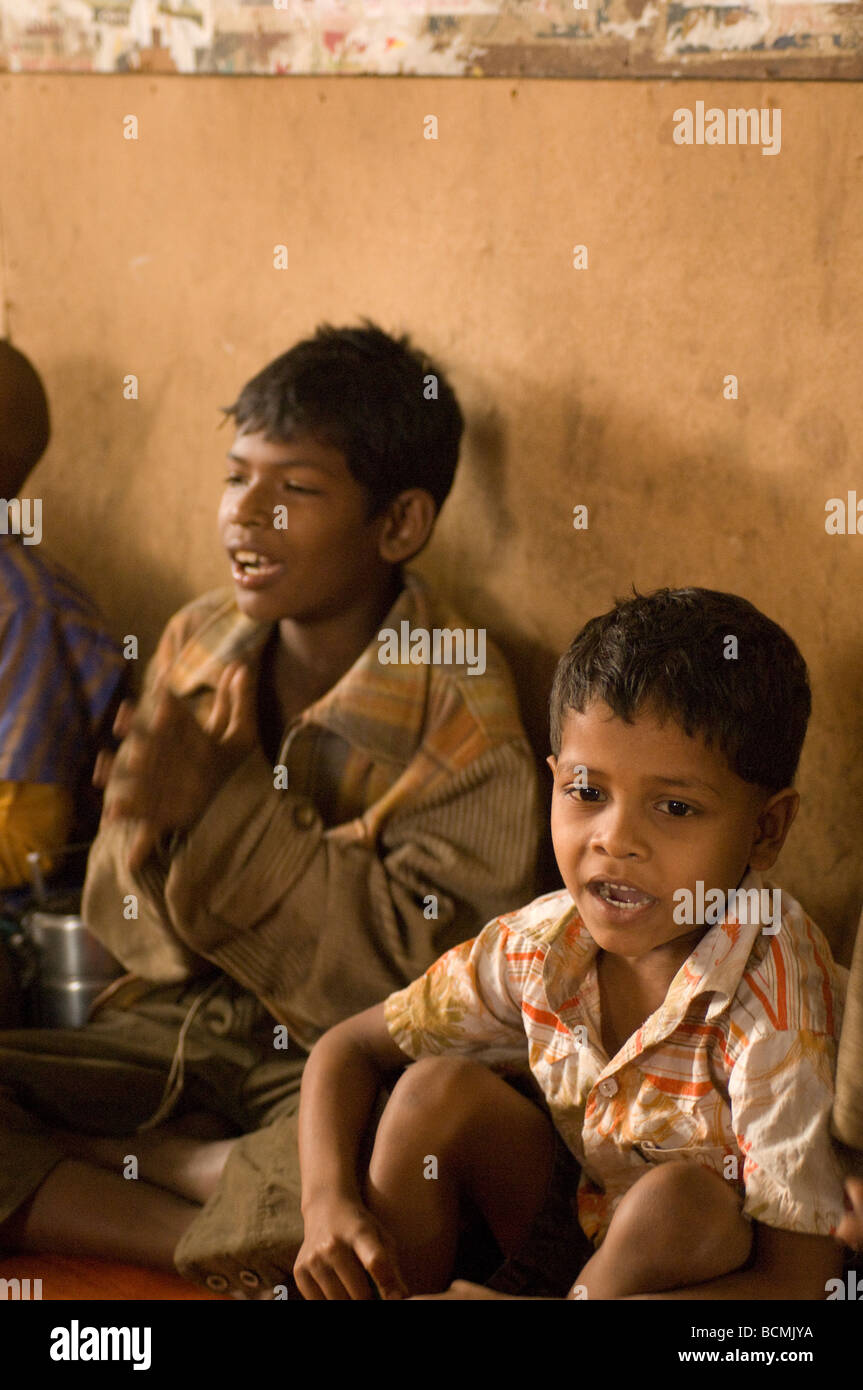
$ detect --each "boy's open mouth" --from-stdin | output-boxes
[230,549,286,588]
[588,880,658,912]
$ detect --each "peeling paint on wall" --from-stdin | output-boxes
[0,0,859,75]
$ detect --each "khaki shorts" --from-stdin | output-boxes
[0,972,311,1297]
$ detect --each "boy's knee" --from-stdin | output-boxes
[387,1055,491,1116]
[379,1056,500,1149]
[618,1160,751,1269]
[629,1158,735,1215]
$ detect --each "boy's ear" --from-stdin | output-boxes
[546,755,558,776]
[748,787,799,871]
[377,489,437,565]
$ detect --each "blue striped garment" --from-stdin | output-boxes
[0,536,128,786]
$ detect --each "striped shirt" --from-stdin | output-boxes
[385,871,848,1243]
[82,570,541,1046]
[0,536,127,786]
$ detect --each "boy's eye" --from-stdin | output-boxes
[223,475,319,495]
[658,799,694,818]
[564,784,605,803]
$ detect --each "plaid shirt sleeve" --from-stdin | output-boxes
[81,605,209,981]
[384,918,529,1063]
[729,1026,847,1235]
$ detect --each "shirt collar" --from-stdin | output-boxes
[542,869,770,1038]
[168,570,437,766]
[678,868,770,1020]
[626,868,770,1047]
[541,902,600,1014]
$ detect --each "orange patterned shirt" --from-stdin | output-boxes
[385,872,847,1246]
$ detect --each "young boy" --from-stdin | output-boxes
[0,322,539,1294]
[295,587,847,1300]
[0,341,127,896]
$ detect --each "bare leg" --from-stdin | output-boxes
[574,1161,752,1299]
[0,1158,200,1270]
[48,1120,236,1205]
[364,1056,556,1295]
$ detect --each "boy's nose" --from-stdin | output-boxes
[229,486,271,527]
[591,808,647,860]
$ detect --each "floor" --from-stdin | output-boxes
[0,1253,229,1300]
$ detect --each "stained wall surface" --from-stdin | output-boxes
[2,75,861,958]
[2,0,861,78]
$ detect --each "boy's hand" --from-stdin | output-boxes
[836,1176,863,1251]
[92,696,138,791]
[103,663,258,871]
[293,1196,408,1301]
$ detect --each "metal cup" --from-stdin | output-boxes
[22,910,123,980]
[20,911,123,1029]
[29,975,118,1030]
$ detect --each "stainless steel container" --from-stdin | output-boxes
[23,910,122,980]
[15,848,124,1029]
[29,973,119,1029]
[20,909,124,1030]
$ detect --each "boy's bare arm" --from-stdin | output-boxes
[837,1176,863,1250]
[299,1002,406,1203]
[295,1002,412,1301]
[620,1224,842,1301]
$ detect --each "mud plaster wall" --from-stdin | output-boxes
[1,1,861,78]
[2,75,862,959]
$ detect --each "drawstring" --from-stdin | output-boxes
[136,976,224,1132]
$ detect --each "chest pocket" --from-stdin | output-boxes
[635,1139,738,1181]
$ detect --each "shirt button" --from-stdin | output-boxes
[239,1269,261,1289]
[206,1273,229,1293]
[598,1077,618,1097]
[293,802,317,830]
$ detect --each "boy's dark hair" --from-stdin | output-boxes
[221,320,464,517]
[549,587,811,791]
[0,341,51,497]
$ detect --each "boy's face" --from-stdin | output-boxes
[548,700,794,963]
[218,428,393,625]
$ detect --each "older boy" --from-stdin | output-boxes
[0,322,539,1294]
[295,587,846,1300]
